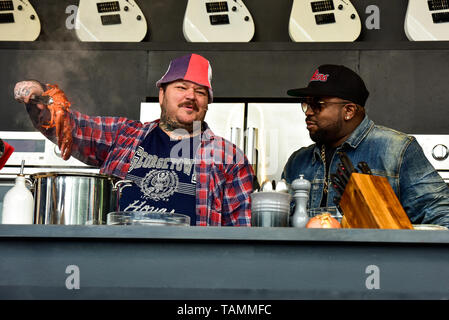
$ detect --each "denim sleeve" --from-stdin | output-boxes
[399,138,449,227]
[281,149,301,184]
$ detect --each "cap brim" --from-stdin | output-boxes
[287,87,329,98]
[287,87,365,106]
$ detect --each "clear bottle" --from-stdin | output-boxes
[2,161,34,224]
[291,174,311,228]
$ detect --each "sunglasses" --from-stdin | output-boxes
[300,98,349,114]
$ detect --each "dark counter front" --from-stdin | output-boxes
[0,225,448,300]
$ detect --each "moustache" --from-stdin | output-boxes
[305,117,316,123]
[179,101,198,110]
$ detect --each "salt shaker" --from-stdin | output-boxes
[291,174,311,228]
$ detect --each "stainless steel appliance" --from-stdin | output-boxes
[411,134,449,185]
[0,131,99,221]
[246,101,312,184]
[0,131,99,176]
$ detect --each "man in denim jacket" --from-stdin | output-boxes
[282,64,449,228]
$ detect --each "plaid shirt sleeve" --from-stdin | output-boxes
[196,132,254,227]
[221,162,254,226]
[26,104,131,167]
[68,109,131,167]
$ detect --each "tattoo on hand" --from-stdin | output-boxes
[14,84,40,100]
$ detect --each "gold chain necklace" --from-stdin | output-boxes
[321,144,328,194]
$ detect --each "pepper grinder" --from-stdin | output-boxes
[291,174,311,228]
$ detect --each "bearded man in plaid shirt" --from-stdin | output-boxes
[14,54,254,226]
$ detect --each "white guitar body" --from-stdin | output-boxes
[183,0,255,42]
[405,0,449,41]
[289,0,361,42]
[0,0,40,41]
[75,0,147,42]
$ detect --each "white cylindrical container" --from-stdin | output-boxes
[2,175,34,224]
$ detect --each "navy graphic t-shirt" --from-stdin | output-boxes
[120,126,200,226]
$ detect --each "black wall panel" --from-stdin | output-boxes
[360,50,449,133]
[147,50,360,98]
[1,49,148,131]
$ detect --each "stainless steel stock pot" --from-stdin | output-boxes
[30,172,131,225]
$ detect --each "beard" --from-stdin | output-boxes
[160,109,205,137]
[309,130,327,143]
[160,108,193,132]
[308,118,344,145]
[159,96,208,134]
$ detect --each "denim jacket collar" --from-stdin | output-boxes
[311,115,374,164]
[343,115,374,149]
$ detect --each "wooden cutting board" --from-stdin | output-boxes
[340,173,413,229]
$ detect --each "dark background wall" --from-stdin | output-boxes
[1,0,448,134]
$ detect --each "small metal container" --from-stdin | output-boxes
[250,191,291,227]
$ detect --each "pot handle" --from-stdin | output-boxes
[111,179,133,213]
[25,177,35,192]
[113,179,133,193]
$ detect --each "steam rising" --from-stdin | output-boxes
[6,2,148,132]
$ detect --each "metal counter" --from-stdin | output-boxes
[0,225,448,300]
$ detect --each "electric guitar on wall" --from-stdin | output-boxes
[183,0,255,42]
[0,0,40,41]
[288,0,361,42]
[75,0,147,42]
[404,0,449,41]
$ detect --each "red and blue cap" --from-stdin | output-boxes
[156,53,213,103]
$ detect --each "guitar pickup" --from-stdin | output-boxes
[315,13,336,25]
[428,0,449,11]
[209,14,230,25]
[101,14,122,26]
[0,13,14,24]
[311,0,335,13]
[0,1,13,11]
[97,1,120,13]
[206,2,229,13]
[432,12,449,24]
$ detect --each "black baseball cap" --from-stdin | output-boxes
[287,64,369,107]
